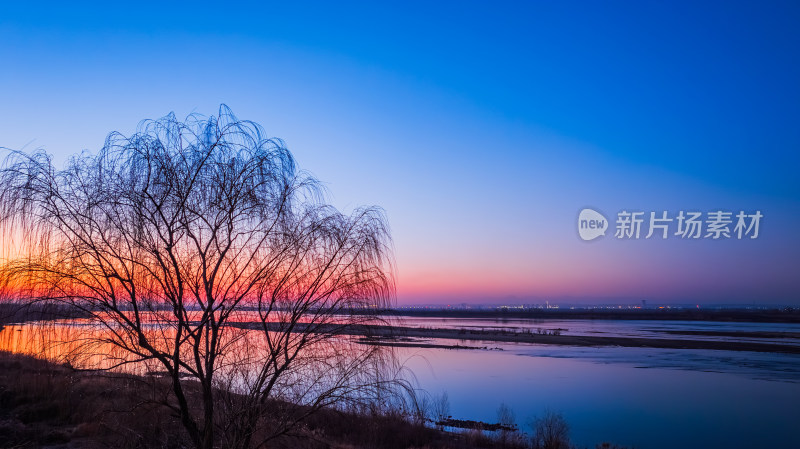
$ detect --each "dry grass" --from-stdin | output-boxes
[0,351,187,448]
[0,351,530,449]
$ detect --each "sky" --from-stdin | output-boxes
[1,1,799,305]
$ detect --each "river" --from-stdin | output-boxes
[394,316,800,449]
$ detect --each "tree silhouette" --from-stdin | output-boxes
[530,409,571,449]
[0,106,397,449]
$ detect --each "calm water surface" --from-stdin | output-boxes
[2,316,798,448]
[395,316,800,449]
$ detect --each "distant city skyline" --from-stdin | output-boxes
[1,1,798,304]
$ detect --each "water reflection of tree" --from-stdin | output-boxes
[0,106,402,449]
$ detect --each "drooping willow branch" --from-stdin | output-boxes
[0,105,399,449]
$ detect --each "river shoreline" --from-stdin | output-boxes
[376,307,800,323]
[229,322,800,354]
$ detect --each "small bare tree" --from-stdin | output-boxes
[496,402,527,447]
[433,391,451,427]
[0,106,397,449]
[530,409,571,449]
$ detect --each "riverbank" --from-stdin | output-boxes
[0,352,525,449]
[230,322,800,354]
[379,307,800,323]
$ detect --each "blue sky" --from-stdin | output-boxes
[1,1,799,304]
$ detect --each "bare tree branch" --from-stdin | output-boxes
[0,105,401,449]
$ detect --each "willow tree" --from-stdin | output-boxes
[0,106,397,449]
